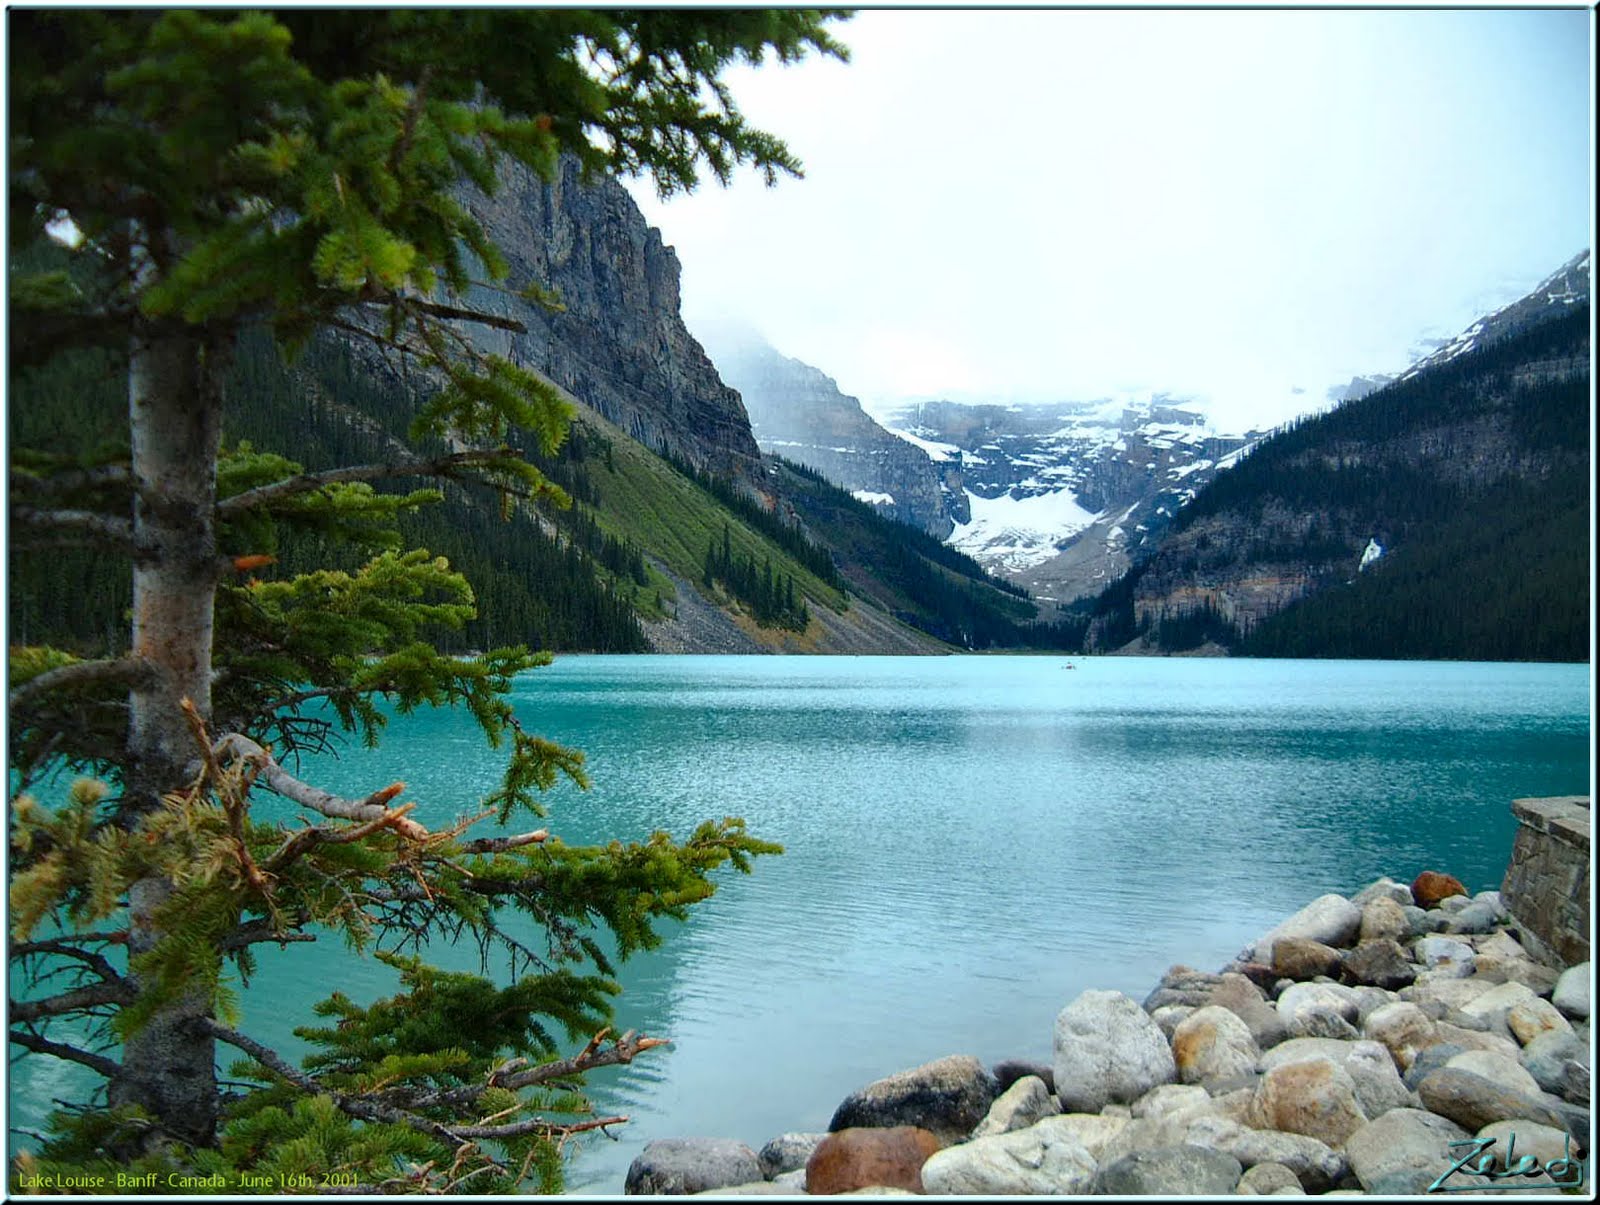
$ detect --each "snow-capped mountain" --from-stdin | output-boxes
[1396,249,1590,382]
[885,397,1260,605]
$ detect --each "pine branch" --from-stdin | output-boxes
[212,731,429,839]
[8,1029,124,1080]
[9,506,133,547]
[263,803,421,874]
[378,294,529,334]
[9,656,156,713]
[406,1028,666,1110]
[218,920,317,952]
[10,464,132,498]
[9,980,137,1022]
[216,449,516,518]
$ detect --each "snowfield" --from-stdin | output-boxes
[948,487,1101,572]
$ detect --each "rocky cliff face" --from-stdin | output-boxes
[695,326,966,537]
[457,158,761,477]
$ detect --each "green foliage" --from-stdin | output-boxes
[10,6,837,1190]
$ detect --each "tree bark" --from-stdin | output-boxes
[107,317,226,1146]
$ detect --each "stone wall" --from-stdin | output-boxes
[1500,795,1590,968]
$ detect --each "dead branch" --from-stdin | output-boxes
[211,730,428,840]
[9,506,133,546]
[9,980,136,1023]
[9,938,124,983]
[264,803,421,874]
[456,829,549,855]
[218,920,317,952]
[8,1029,124,1080]
[8,656,155,714]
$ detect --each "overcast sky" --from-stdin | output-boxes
[626,7,1593,432]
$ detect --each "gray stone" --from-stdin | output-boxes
[1343,1108,1488,1193]
[1402,1043,1466,1090]
[1416,1067,1573,1135]
[1474,929,1528,961]
[1432,1019,1522,1060]
[1437,894,1473,915]
[919,1118,1098,1195]
[1252,894,1362,964]
[828,1055,998,1145]
[1053,990,1176,1113]
[1276,981,1359,1029]
[1349,985,1400,1025]
[1209,973,1289,1051]
[1445,1050,1541,1097]
[1292,1010,1360,1040]
[1472,890,1509,918]
[1179,1115,1347,1192]
[1151,1004,1195,1041]
[1144,966,1225,1013]
[772,1169,807,1191]
[1091,1145,1243,1195]
[1445,900,1502,935]
[1172,1006,1260,1088]
[1358,897,1410,945]
[1247,1056,1368,1148]
[1520,1030,1586,1095]
[1501,796,1590,968]
[1560,1059,1589,1104]
[969,1074,1058,1139]
[1403,905,1447,936]
[1351,877,1412,910]
[1552,962,1591,1020]
[1339,939,1417,990]
[1234,1160,1303,1194]
[758,1132,826,1179]
[626,1139,764,1196]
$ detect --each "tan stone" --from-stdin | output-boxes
[1248,1057,1368,1148]
[1359,897,1409,944]
[1507,997,1575,1046]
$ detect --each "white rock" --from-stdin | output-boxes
[1052,990,1176,1113]
[1180,1115,1349,1192]
[1415,936,1475,969]
[1444,1050,1542,1097]
[1277,981,1360,1027]
[1130,1082,1213,1122]
[1552,963,1591,1020]
[1344,1107,1486,1192]
[1034,1113,1129,1162]
[1258,1039,1410,1120]
[1252,894,1362,964]
[919,1122,1097,1195]
[1351,877,1412,909]
[1458,981,1537,1027]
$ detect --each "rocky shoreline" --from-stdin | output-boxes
[621,870,1591,1196]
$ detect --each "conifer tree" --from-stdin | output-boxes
[8,9,846,1192]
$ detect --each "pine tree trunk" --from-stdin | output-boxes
[107,321,225,1146]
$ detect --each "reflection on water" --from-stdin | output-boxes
[6,656,1590,1193]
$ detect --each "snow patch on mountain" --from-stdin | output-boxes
[852,490,895,506]
[948,487,1100,572]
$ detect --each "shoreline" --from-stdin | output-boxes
[620,853,1593,1197]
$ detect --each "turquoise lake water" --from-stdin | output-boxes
[7,655,1592,1192]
